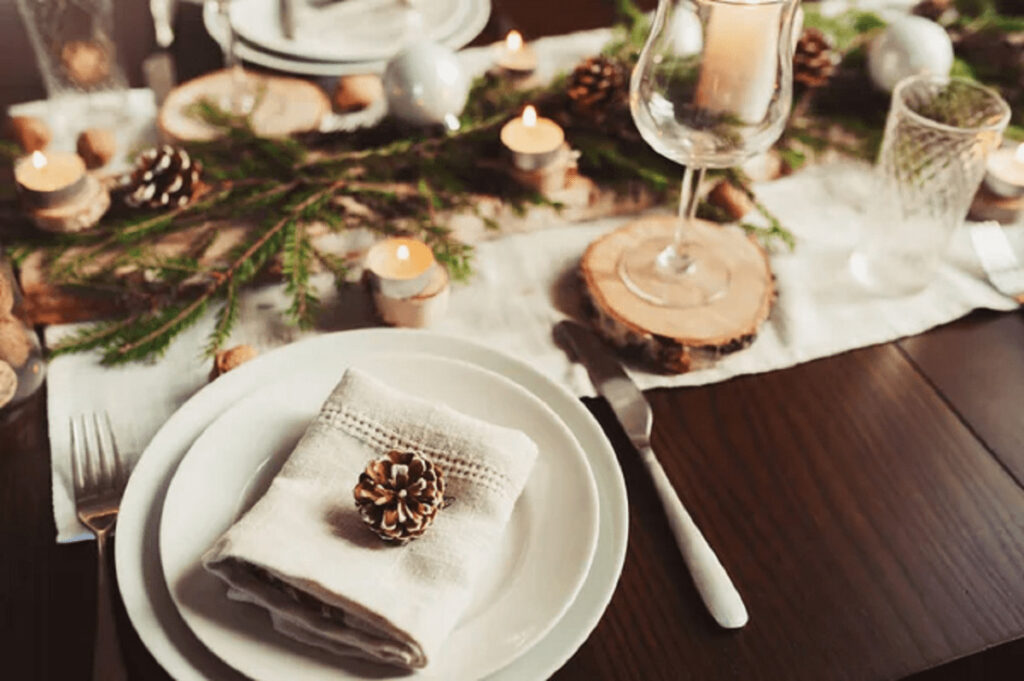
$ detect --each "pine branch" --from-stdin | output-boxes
[282,220,320,328]
[205,281,240,356]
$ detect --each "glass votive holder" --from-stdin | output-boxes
[850,75,1010,295]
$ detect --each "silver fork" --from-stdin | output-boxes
[70,413,130,681]
[970,221,1024,304]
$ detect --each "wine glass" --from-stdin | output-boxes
[208,0,256,114]
[625,0,799,308]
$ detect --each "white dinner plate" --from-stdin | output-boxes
[160,354,600,680]
[114,329,629,681]
[204,1,491,77]
[232,0,472,63]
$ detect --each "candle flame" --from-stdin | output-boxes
[506,30,523,52]
[396,244,410,261]
[1015,143,1024,164]
[31,150,47,169]
[522,105,537,128]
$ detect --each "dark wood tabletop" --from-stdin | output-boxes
[4,1,1024,679]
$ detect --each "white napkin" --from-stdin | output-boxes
[201,368,538,669]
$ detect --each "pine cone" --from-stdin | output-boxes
[122,145,202,209]
[794,28,839,90]
[353,451,446,542]
[912,0,958,24]
[567,55,629,126]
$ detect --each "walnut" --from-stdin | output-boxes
[0,315,31,368]
[0,361,16,409]
[5,116,51,153]
[77,128,117,169]
[708,180,755,221]
[60,40,112,87]
[210,344,258,380]
[333,75,383,113]
[354,451,447,542]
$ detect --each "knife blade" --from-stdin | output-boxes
[555,320,749,629]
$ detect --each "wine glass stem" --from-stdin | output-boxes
[215,0,251,113]
[673,165,706,264]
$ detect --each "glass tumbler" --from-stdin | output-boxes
[850,75,1010,295]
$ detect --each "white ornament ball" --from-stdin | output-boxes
[867,17,954,93]
[383,41,470,127]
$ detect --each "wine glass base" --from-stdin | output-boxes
[617,236,732,308]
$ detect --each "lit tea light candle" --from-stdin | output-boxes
[14,150,88,209]
[984,142,1024,198]
[500,105,565,171]
[365,237,437,299]
[497,30,537,75]
[695,0,784,124]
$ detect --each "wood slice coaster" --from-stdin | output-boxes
[969,184,1024,224]
[29,174,111,234]
[159,69,330,142]
[581,216,775,373]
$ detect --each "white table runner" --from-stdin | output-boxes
[46,161,1021,542]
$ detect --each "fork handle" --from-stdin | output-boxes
[640,446,749,629]
[93,526,130,681]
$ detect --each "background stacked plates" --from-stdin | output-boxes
[204,0,492,77]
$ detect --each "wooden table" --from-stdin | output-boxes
[3,1,1024,679]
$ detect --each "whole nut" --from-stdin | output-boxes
[0,360,16,409]
[707,180,755,221]
[77,128,117,169]
[333,75,383,113]
[210,344,258,380]
[0,314,31,368]
[5,116,51,153]
[61,40,112,87]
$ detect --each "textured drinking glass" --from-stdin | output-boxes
[15,0,128,98]
[626,0,799,308]
[850,75,1010,295]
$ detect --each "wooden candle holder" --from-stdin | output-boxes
[368,266,450,328]
[581,215,776,374]
[970,184,1024,224]
[27,174,110,233]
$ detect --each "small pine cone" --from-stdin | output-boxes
[567,55,629,126]
[912,0,957,24]
[354,451,446,543]
[793,28,839,90]
[122,145,202,210]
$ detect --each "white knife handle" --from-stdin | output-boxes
[640,446,749,629]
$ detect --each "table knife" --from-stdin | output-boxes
[555,320,749,629]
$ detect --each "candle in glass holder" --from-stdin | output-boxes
[14,150,88,209]
[984,142,1024,198]
[365,237,437,299]
[497,30,537,75]
[500,105,565,171]
[695,0,784,124]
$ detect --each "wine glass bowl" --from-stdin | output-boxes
[621,0,799,308]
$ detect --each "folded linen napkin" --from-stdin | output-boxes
[202,368,539,669]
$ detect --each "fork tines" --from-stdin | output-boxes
[70,412,126,502]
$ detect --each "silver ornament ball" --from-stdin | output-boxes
[867,16,953,93]
[383,41,470,127]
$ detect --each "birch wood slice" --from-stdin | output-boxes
[581,216,775,373]
[29,174,111,233]
[159,69,330,142]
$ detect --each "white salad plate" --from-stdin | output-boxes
[204,0,491,77]
[160,353,600,681]
[231,0,474,63]
[114,329,629,681]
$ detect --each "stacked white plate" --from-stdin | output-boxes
[203,0,492,77]
[115,329,629,680]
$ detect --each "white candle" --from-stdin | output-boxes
[14,150,88,208]
[500,105,565,171]
[695,0,784,124]
[497,30,537,74]
[984,143,1024,198]
[365,237,437,299]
